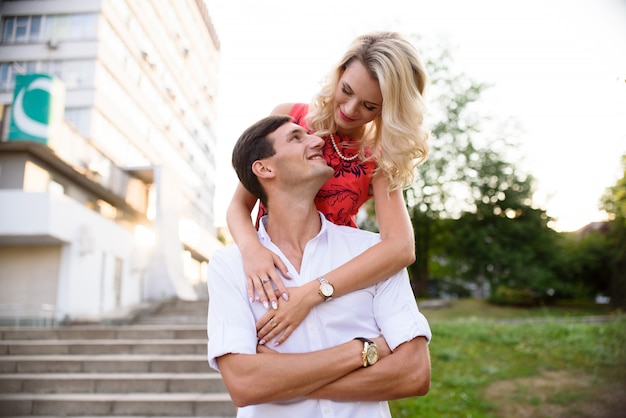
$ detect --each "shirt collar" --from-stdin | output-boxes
[258,211,328,245]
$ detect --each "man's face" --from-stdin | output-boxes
[265,122,333,187]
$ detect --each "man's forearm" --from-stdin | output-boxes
[304,337,431,401]
[218,339,365,407]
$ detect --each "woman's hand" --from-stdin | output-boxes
[243,244,291,309]
[256,343,277,354]
[227,182,291,309]
[256,283,318,345]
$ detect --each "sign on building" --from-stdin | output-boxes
[8,73,66,145]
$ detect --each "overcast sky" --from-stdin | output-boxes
[206,0,626,232]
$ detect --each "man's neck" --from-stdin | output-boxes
[264,198,322,273]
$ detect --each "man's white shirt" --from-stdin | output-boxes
[207,213,431,418]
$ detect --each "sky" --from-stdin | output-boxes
[205,0,626,232]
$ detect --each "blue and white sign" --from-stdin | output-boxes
[9,73,66,144]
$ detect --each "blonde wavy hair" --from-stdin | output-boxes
[307,31,429,191]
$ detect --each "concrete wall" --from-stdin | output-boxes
[0,190,152,322]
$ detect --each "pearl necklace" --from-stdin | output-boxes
[329,133,359,162]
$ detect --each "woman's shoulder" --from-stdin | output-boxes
[270,103,295,115]
[270,103,309,118]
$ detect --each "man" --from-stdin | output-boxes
[207,115,431,417]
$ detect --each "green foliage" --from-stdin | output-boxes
[606,224,626,309]
[555,230,613,299]
[436,197,561,302]
[489,286,538,307]
[601,154,626,222]
[400,38,623,308]
[403,39,563,300]
[404,39,496,295]
[598,154,626,308]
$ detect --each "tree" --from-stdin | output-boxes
[600,154,626,308]
[362,38,566,302]
[402,38,562,301]
[403,40,491,296]
[437,138,562,305]
[556,229,614,300]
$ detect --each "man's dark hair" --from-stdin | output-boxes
[232,115,292,207]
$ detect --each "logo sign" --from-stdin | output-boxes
[9,73,66,145]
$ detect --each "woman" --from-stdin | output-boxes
[226,31,429,345]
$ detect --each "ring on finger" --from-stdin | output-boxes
[270,320,277,328]
[261,279,270,284]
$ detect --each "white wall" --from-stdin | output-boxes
[0,190,148,321]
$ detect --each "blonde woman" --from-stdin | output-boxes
[226,31,429,345]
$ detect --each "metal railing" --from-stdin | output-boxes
[0,303,56,327]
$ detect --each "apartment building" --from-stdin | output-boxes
[0,0,223,323]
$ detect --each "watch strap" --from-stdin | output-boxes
[354,337,375,367]
[317,276,334,301]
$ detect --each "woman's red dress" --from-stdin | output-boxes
[257,103,376,228]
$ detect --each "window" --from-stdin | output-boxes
[65,108,91,137]
[2,16,42,43]
[1,16,42,43]
[44,14,97,42]
[48,180,65,196]
[1,14,97,44]
[0,60,94,92]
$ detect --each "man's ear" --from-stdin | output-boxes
[252,160,275,179]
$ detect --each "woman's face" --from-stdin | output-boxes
[333,60,383,137]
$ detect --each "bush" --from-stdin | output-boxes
[489,286,538,307]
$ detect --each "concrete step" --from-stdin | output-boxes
[157,299,208,312]
[0,392,236,416]
[0,354,211,373]
[134,316,207,325]
[157,306,208,315]
[0,300,234,417]
[0,325,207,341]
[132,300,208,326]
[0,339,207,355]
[0,372,226,393]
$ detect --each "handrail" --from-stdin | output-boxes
[0,303,56,327]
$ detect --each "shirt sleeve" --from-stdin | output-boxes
[206,248,259,371]
[373,268,432,351]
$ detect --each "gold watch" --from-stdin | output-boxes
[355,337,379,367]
[317,276,334,301]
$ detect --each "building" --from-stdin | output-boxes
[0,0,223,324]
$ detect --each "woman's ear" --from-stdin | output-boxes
[252,160,275,179]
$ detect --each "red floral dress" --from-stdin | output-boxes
[257,103,376,228]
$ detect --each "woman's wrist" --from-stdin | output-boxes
[306,280,325,306]
[238,237,264,253]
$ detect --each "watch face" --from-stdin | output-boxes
[321,283,334,297]
[366,346,378,365]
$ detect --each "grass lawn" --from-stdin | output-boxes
[389,299,626,417]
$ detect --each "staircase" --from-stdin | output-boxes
[133,298,209,326]
[0,298,236,417]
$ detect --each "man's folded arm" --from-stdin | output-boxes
[217,338,365,407]
[304,337,430,401]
